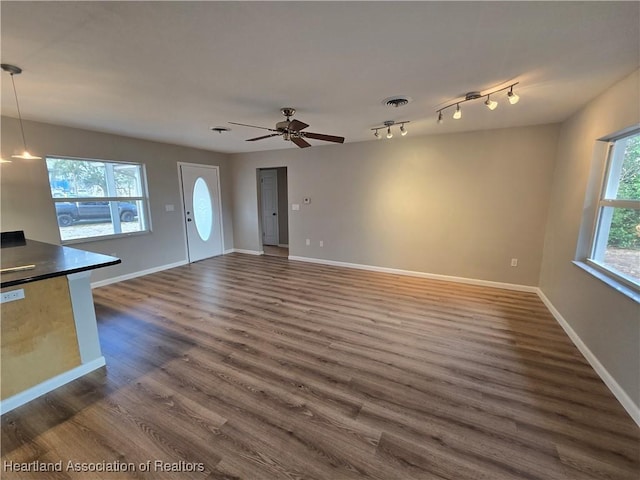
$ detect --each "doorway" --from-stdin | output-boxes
[178,163,224,263]
[258,167,288,257]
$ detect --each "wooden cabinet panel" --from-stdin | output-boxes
[1,276,81,399]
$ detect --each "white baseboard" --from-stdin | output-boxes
[536,288,640,427]
[91,260,188,288]
[229,249,264,256]
[287,255,538,293]
[0,357,106,415]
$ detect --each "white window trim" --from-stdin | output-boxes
[46,156,151,244]
[580,128,640,302]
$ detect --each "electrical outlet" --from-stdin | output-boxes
[1,288,25,304]
[306,239,310,246]
[511,258,518,267]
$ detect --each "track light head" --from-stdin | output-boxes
[453,104,462,120]
[507,87,520,105]
[485,95,498,110]
[437,111,443,124]
[400,124,408,136]
[374,129,381,139]
[386,126,393,139]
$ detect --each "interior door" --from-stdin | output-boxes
[179,164,223,262]
[260,169,279,246]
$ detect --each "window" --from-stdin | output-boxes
[46,157,150,243]
[587,130,640,291]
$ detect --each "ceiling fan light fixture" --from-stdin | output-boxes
[2,64,42,160]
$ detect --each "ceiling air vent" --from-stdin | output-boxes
[382,96,413,108]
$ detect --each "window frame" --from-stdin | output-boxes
[46,155,151,244]
[584,129,640,295]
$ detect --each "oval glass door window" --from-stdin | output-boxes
[192,177,213,241]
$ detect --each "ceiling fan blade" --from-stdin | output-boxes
[246,133,282,142]
[288,119,309,132]
[302,132,345,144]
[229,121,277,131]
[291,136,311,148]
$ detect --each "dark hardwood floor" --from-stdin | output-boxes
[2,253,638,479]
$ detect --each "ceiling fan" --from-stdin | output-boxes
[229,108,345,148]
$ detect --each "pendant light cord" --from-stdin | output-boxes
[9,73,28,152]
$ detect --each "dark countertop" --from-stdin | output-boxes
[1,239,121,288]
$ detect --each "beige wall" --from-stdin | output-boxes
[540,70,640,411]
[277,167,289,245]
[231,124,559,286]
[1,117,234,283]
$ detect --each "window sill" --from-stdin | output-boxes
[573,261,640,304]
[61,230,150,246]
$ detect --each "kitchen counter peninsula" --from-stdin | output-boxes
[0,237,120,413]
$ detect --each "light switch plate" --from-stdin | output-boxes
[292,204,300,211]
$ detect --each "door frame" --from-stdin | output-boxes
[177,162,225,263]
[259,168,279,247]
[257,166,289,252]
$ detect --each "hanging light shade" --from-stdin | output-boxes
[1,64,42,160]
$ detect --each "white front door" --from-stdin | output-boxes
[260,169,279,246]
[179,163,223,262]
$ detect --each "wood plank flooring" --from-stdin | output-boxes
[2,253,638,479]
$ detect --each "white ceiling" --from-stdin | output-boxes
[1,1,639,154]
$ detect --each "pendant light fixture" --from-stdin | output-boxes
[1,64,41,160]
[436,81,520,124]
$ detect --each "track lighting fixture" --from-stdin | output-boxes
[371,120,411,140]
[453,104,462,120]
[436,82,520,124]
[484,95,498,110]
[507,86,520,105]
[1,64,41,160]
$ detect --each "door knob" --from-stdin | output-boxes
[272,212,277,216]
